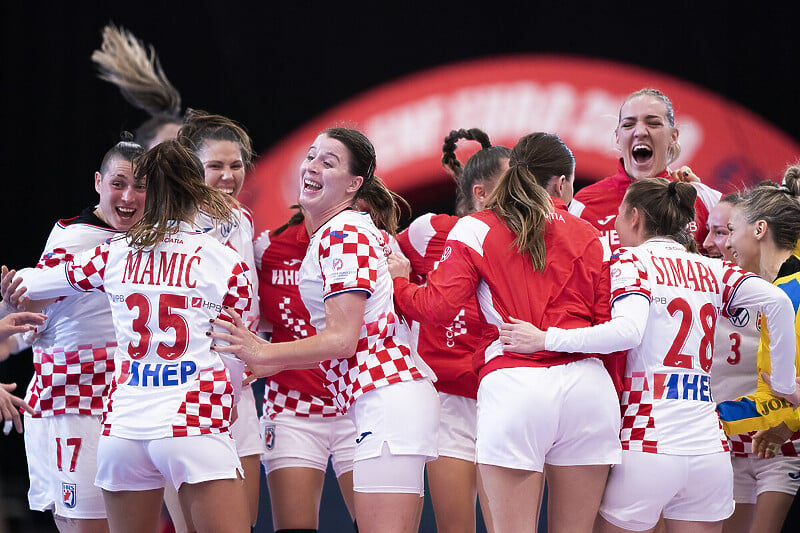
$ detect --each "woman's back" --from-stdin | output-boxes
[612,238,754,455]
[73,225,252,438]
[402,207,610,379]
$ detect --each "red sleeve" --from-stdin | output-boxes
[393,240,481,325]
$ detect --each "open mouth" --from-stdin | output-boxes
[116,207,136,219]
[632,144,653,164]
[304,179,322,191]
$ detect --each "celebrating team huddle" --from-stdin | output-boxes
[1,24,800,533]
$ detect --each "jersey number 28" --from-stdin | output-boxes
[664,298,717,372]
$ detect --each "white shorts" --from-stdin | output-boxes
[731,455,800,504]
[349,379,440,494]
[437,392,477,462]
[24,414,53,512]
[95,433,242,492]
[24,414,106,519]
[476,358,622,471]
[259,412,356,478]
[599,450,734,531]
[231,384,266,457]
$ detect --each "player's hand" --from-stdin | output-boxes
[669,166,701,183]
[208,308,283,377]
[1,266,31,313]
[0,312,47,342]
[761,372,800,408]
[752,422,794,458]
[387,248,411,280]
[499,317,546,353]
[0,382,33,435]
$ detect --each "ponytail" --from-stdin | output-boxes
[355,175,409,235]
[441,128,509,216]
[127,140,233,249]
[91,23,183,148]
[624,178,698,250]
[486,165,553,271]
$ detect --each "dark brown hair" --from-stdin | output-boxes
[178,109,254,167]
[441,128,510,216]
[623,178,698,251]
[323,127,408,235]
[127,140,233,249]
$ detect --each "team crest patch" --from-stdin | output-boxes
[264,425,276,450]
[62,482,76,509]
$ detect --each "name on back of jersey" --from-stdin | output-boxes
[652,257,719,293]
[121,249,201,288]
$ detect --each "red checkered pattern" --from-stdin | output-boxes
[320,311,424,412]
[620,371,659,453]
[263,380,339,419]
[65,243,109,293]
[222,261,252,317]
[37,247,74,269]
[728,431,800,458]
[319,224,378,297]
[720,260,756,318]
[172,367,234,437]
[100,371,119,434]
[610,248,651,302]
[28,343,116,417]
[278,296,313,339]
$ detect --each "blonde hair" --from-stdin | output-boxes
[485,164,553,272]
[618,88,681,165]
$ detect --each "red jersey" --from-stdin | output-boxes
[395,213,483,399]
[254,222,339,418]
[393,201,613,382]
[569,159,720,255]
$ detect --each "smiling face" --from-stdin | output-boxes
[197,139,245,198]
[726,205,761,272]
[298,134,363,230]
[616,94,679,180]
[94,157,146,231]
[703,201,734,260]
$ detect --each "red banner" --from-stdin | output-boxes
[242,55,799,235]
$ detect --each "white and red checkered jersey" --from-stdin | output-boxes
[395,213,480,399]
[22,222,253,439]
[569,160,720,255]
[254,222,338,418]
[24,207,120,417]
[196,207,260,331]
[299,210,424,412]
[393,202,613,383]
[609,239,765,455]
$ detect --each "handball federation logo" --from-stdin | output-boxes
[264,425,275,450]
[62,482,76,508]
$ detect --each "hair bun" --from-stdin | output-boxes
[667,180,679,196]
